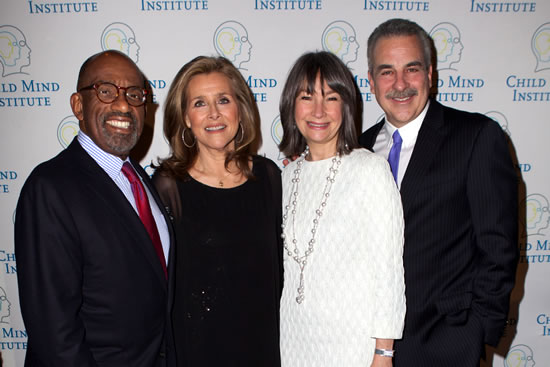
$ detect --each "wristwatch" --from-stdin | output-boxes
[374,348,394,357]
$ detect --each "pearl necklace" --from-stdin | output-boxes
[281,147,341,304]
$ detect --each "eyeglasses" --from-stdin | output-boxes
[78,82,148,106]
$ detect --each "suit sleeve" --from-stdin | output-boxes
[467,120,518,346]
[15,174,98,366]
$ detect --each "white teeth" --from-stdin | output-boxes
[308,122,327,127]
[394,97,410,102]
[106,120,130,129]
[206,125,225,131]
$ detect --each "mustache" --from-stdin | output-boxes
[385,88,418,99]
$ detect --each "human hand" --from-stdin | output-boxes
[282,155,298,167]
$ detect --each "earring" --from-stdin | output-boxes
[236,122,244,144]
[182,127,196,148]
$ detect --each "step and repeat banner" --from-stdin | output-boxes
[1,0,549,365]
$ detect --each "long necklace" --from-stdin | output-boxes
[281,147,341,304]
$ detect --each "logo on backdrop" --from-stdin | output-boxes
[430,22,463,71]
[213,21,252,71]
[485,111,511,136]
[532,22,550,73]
[363,1,429,11]
[270,115,286,163]
[58,115,79,148]
[0,25,31,77]
[522,193,550,237]
[140,0,208,11]
[504,344,535,367]
[101,22,140,63]
[321,21,359,69]
[430,22,486,105]
[470,1,535,13]
[0,287,11,323]
[28,0,98,14]
[254,0,322,10]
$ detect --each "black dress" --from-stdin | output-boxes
[153,156,283,367]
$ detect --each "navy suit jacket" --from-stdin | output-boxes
[360,100,518,366]
[15,138,176,367]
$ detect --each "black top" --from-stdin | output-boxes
[153,156,283,367]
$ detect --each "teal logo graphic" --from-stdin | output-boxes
[522,194,550,237]
[532,22,550,72]
[57,115,79,148]
[504,344,535,367]
[101,22,140,63]
[430,22,463,71]
[485,111,511,136]
[0,25,31,77]
[321,21,358,68]
[213,21,252,70]
[270,115,286,162]
[0,287,11,323]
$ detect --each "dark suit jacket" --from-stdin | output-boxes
[360,100,518,366]
[15,138,176,367]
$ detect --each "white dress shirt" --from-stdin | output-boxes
[77,131,170,264]
[372,101,430,189]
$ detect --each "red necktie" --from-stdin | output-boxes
[121,162,167,278]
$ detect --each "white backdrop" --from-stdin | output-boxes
[1,1,549,366]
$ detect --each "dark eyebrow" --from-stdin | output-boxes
[406,61,423,68]
[375,64,393,73]
[375,60,424,73]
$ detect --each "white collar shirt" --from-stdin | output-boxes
[372,100,430,189]
[77,131,170,264]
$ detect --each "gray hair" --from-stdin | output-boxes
[367,18,433,72]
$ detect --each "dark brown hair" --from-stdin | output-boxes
[278,51,362,157]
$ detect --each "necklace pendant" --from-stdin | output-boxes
[296,271,305,304]
[218,180,223,187]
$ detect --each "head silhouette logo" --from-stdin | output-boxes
[271,115,286,162]
[430,22,463,71]
[213,21,252,70]
[504,344,535,367]
[321,21,358,68]
[532,22,550,72]
[0,25,31,77]
[58,115,80,148]
[486,111,511,136]
[521,193,550,237]
[0,287,11,324]
[101,22,140,63]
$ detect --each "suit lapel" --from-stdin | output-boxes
[133,159,177,321]
[68,140,168,285]
[399,101,447,216]
[359,121,384,151]
[132,158,176,282]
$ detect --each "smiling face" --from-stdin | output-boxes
[294,74,343,158]
[70,52,145,159]
[368,35,432,128]
[184,72,240,154]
